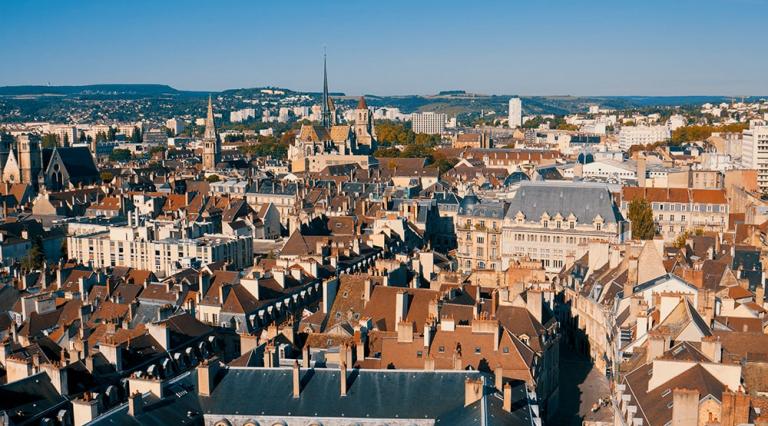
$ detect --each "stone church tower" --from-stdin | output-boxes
[202,95,221,170]
[353,96,376,152]
[18,134,42,186]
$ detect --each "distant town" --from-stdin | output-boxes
[0,56,767,426]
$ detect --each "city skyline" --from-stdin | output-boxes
[2,0,767,96]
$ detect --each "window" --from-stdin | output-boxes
[416,351,423,358]
[596,223,602,231]
[474,347,481,354]
[477,247,484,257]
[503,347,509,353]
[681,215,686,222]
[543,220,549,228]
[570,222,575,229]
[476,236,485,244]
[438,346,445,353]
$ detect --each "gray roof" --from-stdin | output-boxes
[460,200,508,219]
[504,181,623,223]
[199,368,527,424]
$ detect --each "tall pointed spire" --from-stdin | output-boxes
[204,95,217,140]
[321,51,331,129]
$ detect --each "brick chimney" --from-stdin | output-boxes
[197,359,220,396]
[700,336,722,363]
[395,291,409,329]
[503,383,513,412]
[625,256,638,298]
[672,388,699,425]
[397,321,414,343]
[292,360,300,398]
[128,391,143,416]
[526,290,542,324]
[302,345,310,368]
[647,330,671,363]
[464,377,483,407]
[721,390,751,426]
[340,362,348,397]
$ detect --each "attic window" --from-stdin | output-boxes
[661,388,671,397]
[335,312,342,319]
[503,347,509,354]
[342,291,349,298]
[474,347,481,354]
[416,351,423,358]
[667,401,673,409]
[438,346,445,353]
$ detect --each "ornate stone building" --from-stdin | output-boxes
[202,95,221,170]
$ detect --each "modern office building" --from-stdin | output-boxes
[508,97,522,128]
[411,112,447,135]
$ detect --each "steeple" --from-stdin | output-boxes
[202,95,220,170]
[204,95,217,140]
[321,53,331,129]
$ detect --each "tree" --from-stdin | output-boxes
[109,149,132,162]
[100,171,114,182]
[41,133,59,149]
[206,174,221,183]
[131,127,142,143]
[627,198,655,240]
[21,238,45,271]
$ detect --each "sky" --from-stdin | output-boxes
[1,0,767,96]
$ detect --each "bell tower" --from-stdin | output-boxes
[202,95,221,170]
[19,134,42,186]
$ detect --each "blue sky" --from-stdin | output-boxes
[1,0,766,95]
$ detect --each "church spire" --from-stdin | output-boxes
[204,95,217,140]
[321,52,331,129]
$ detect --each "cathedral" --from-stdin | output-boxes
[288,55,377,173]
[0,133,100,191]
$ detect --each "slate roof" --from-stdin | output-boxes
[504,181,623,223]
[197,368,527,424]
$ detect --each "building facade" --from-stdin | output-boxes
[412,112,446,135]
[501,182,628,273]
[508,97,522,128]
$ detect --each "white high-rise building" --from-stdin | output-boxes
[508,97,522,128]
[618,125,670,151]
[742,124,768,192]
[411,112,447,135]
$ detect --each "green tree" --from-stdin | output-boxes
[110,149,132,162]
[628,198,655,240]
[131,127,142,143]
[206,174,221,183]
[100,171,114,182]
[21,238,45,271]
[41,133,59,149]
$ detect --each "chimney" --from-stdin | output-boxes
[340,362,348,397]
[302,345,310,368]
[756,284,765,308]
[424,356,435,371]
[198,272,211,298]
[494,366,504,391]
[464,377,483,407]
[671,388,699,426]
[423,323,433,347]
[397,321,414,343]
[625,256,638,298]
[363,279,372,303]
[197,359,220,396]
[72,394,101,425]
[503,383,512,413]
[526,290,542,324]
[395,291,409,328]
[647,330,670,363]
[637,155,646,187]
[721,390,751,426]
[700,336,722,363]
[128,391,143,416]
[292,361,301,398]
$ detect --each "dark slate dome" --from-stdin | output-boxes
[459,189,480,213]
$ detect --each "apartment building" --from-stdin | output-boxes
[501,182,628,272]
[508,97,522,128]
[620,187,729,239]
[67,223,253,277]
[456,195,507,272]
[412,112,447,135]
[618,125,670,150]
[742,124,768,192]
